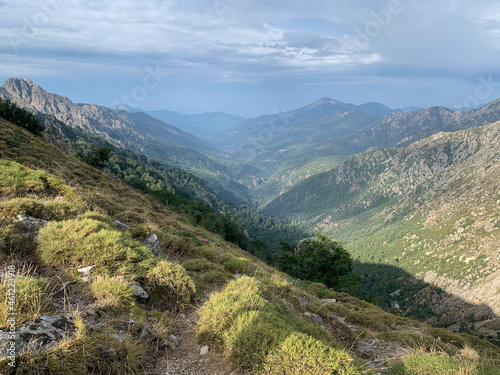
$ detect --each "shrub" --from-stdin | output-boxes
[37,218,154,277]
[0,266,51,326]
[0,99,44,135]
[224,256,255,275]
[0,198,79,221]
[192,245,219,262]
[0,160,69,198]
[90,275,134,312]
[145,261,196,310]
[263,332,360,375]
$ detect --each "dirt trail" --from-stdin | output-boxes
[153,307,241,375]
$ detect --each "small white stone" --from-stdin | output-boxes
[200,345,209,355]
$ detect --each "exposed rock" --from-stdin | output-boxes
[132,282,149,299]
[298,296,308,306]
[139,326,153,340]
[0,314,76,360]
[200,345,210,355]
[141,233,162,257]
[14,214,48,229]
[77,265,96,276]
[113,219,128,229]
[109,333,128,343]
[168,334,182,347]
[303,312,324,325]
[321,298,337,303]
[105,348,117,358]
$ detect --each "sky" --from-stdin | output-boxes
[1,0,500,117]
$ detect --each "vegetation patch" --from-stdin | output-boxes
[223,256,256,275]
[197,276,360,372]
[37,217,154,277]
[145,260,196,311]
[90,275,135,313]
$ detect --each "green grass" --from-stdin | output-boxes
[197,276,361,373]
[90,275,135,313]
[0,266,51,326]
[37,217,155,277]
[390,352,500,375]
[0,317,146,375]
[145,260,196,311]
[223,256,256,275]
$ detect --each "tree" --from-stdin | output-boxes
[79,147,112,169]
[0,99,44,135]
[277,233,357,289]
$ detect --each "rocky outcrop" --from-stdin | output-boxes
[0,314,76,360]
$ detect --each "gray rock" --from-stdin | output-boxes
[321,298,337,303]
[141,233,162,257]
[200,345,209,355]
[298,296,308,305]
[139,326,153,340]
[132,282,149,299]
[77,265,96,276]
[105,347,117,358]
[113,219,128,229]
[168,334,181,347]
[15,214,48,229]
[109,333,128,343]
[303,312,324,325]
[0,314,76,360]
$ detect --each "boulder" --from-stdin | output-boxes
[200,345,209,355]
[0,314,76,360]
[132,282,149,299]
[303,312,324,325]
[141,233,162,257]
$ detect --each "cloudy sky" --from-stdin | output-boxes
[1,0,500,116]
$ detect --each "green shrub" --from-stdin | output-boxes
[182,258,221,273]
[0,220,25,256]
[0,160,69,198]
[90,275,134,312]
[145,261,196,310]
[203,269,231,285]
[37,218,154,277]
[263,332,360,375]
[224,256,255,275]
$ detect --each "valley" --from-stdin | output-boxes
[1,77,500,374]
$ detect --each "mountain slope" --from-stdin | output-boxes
[262,122,500,333]
[0,78,254,205]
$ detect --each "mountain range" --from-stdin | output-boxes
[1,77,499,344]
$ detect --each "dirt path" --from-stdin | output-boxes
[153,307,241,375]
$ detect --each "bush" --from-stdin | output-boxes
[192,245,219,262]
[182,258,221,273]
[224,256,255,275]
[37,218,154,277]
[0,198,79,221]
[90,275,134,312]
[307,282,337,299]
[145,261,196,310]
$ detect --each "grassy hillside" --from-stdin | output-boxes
[262,122,500,340]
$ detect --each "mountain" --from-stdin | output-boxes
[0,78,254,204]
[1,113,499,374]
[358,102,395,115]
[262,121,500,335]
